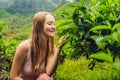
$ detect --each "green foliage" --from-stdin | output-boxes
[57,0,120,61]
[0,9,10,18]
[6,0,57,14]
[4,14,33,29]
[55,57,120,80]
[89,52,113,63]
[55,1,120,79]
[55,2,82,59]
[0,14,32,41]
[0,0,120,79]
[0,21,20,80]
[90,25,111,31]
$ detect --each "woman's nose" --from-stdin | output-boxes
[52,24,56,29]
[51,26,56,31]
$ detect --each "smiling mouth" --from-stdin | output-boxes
[49,31,55,32]
[49,30,55,32]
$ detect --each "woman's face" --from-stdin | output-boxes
[44,14,56,38]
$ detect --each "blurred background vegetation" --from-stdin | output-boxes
[0,0,120,80]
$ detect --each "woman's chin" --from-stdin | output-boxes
[47,34,54,38]
[49,36,54,38]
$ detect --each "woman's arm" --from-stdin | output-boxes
[10,41,28,80]
[46,47,61,76]
[46,36,66,76]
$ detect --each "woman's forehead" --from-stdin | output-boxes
[45,14,55,22]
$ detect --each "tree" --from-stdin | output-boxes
[6,0,57,14]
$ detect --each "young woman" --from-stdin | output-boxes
[10,12,65,80]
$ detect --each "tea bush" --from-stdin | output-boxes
[55,57,120,80]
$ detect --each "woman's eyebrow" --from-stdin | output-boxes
[47,20,55,23]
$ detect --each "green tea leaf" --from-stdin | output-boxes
[112,23,120,31]
[90,25,111,31]
[89,52,113,63]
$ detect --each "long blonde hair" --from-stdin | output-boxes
[31,12,54,74]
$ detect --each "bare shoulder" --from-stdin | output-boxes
[17,40,29,51]
[15,40,29,59]
[10,40,30,78]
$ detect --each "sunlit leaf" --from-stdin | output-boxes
[57,20,72,27]
[113,56,120,69]
[94,1,101,7]
[114,59,120,66]
[66,3,78,7]
[108,0,112,4]
[106,20,111,28]
[102,35,114,45]
[90,25,111,31]
[112,31,120,44]
[90,36,105,49]
[108,13,117,21]
[112,23,120,31]
[89,52,113,63]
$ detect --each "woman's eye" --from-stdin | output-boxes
[47,23,52,25]
[47,22,56,26]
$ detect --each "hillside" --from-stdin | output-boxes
[0,1,71,41]
[0,0,67,15]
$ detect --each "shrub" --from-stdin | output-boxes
[55,57,120,80]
